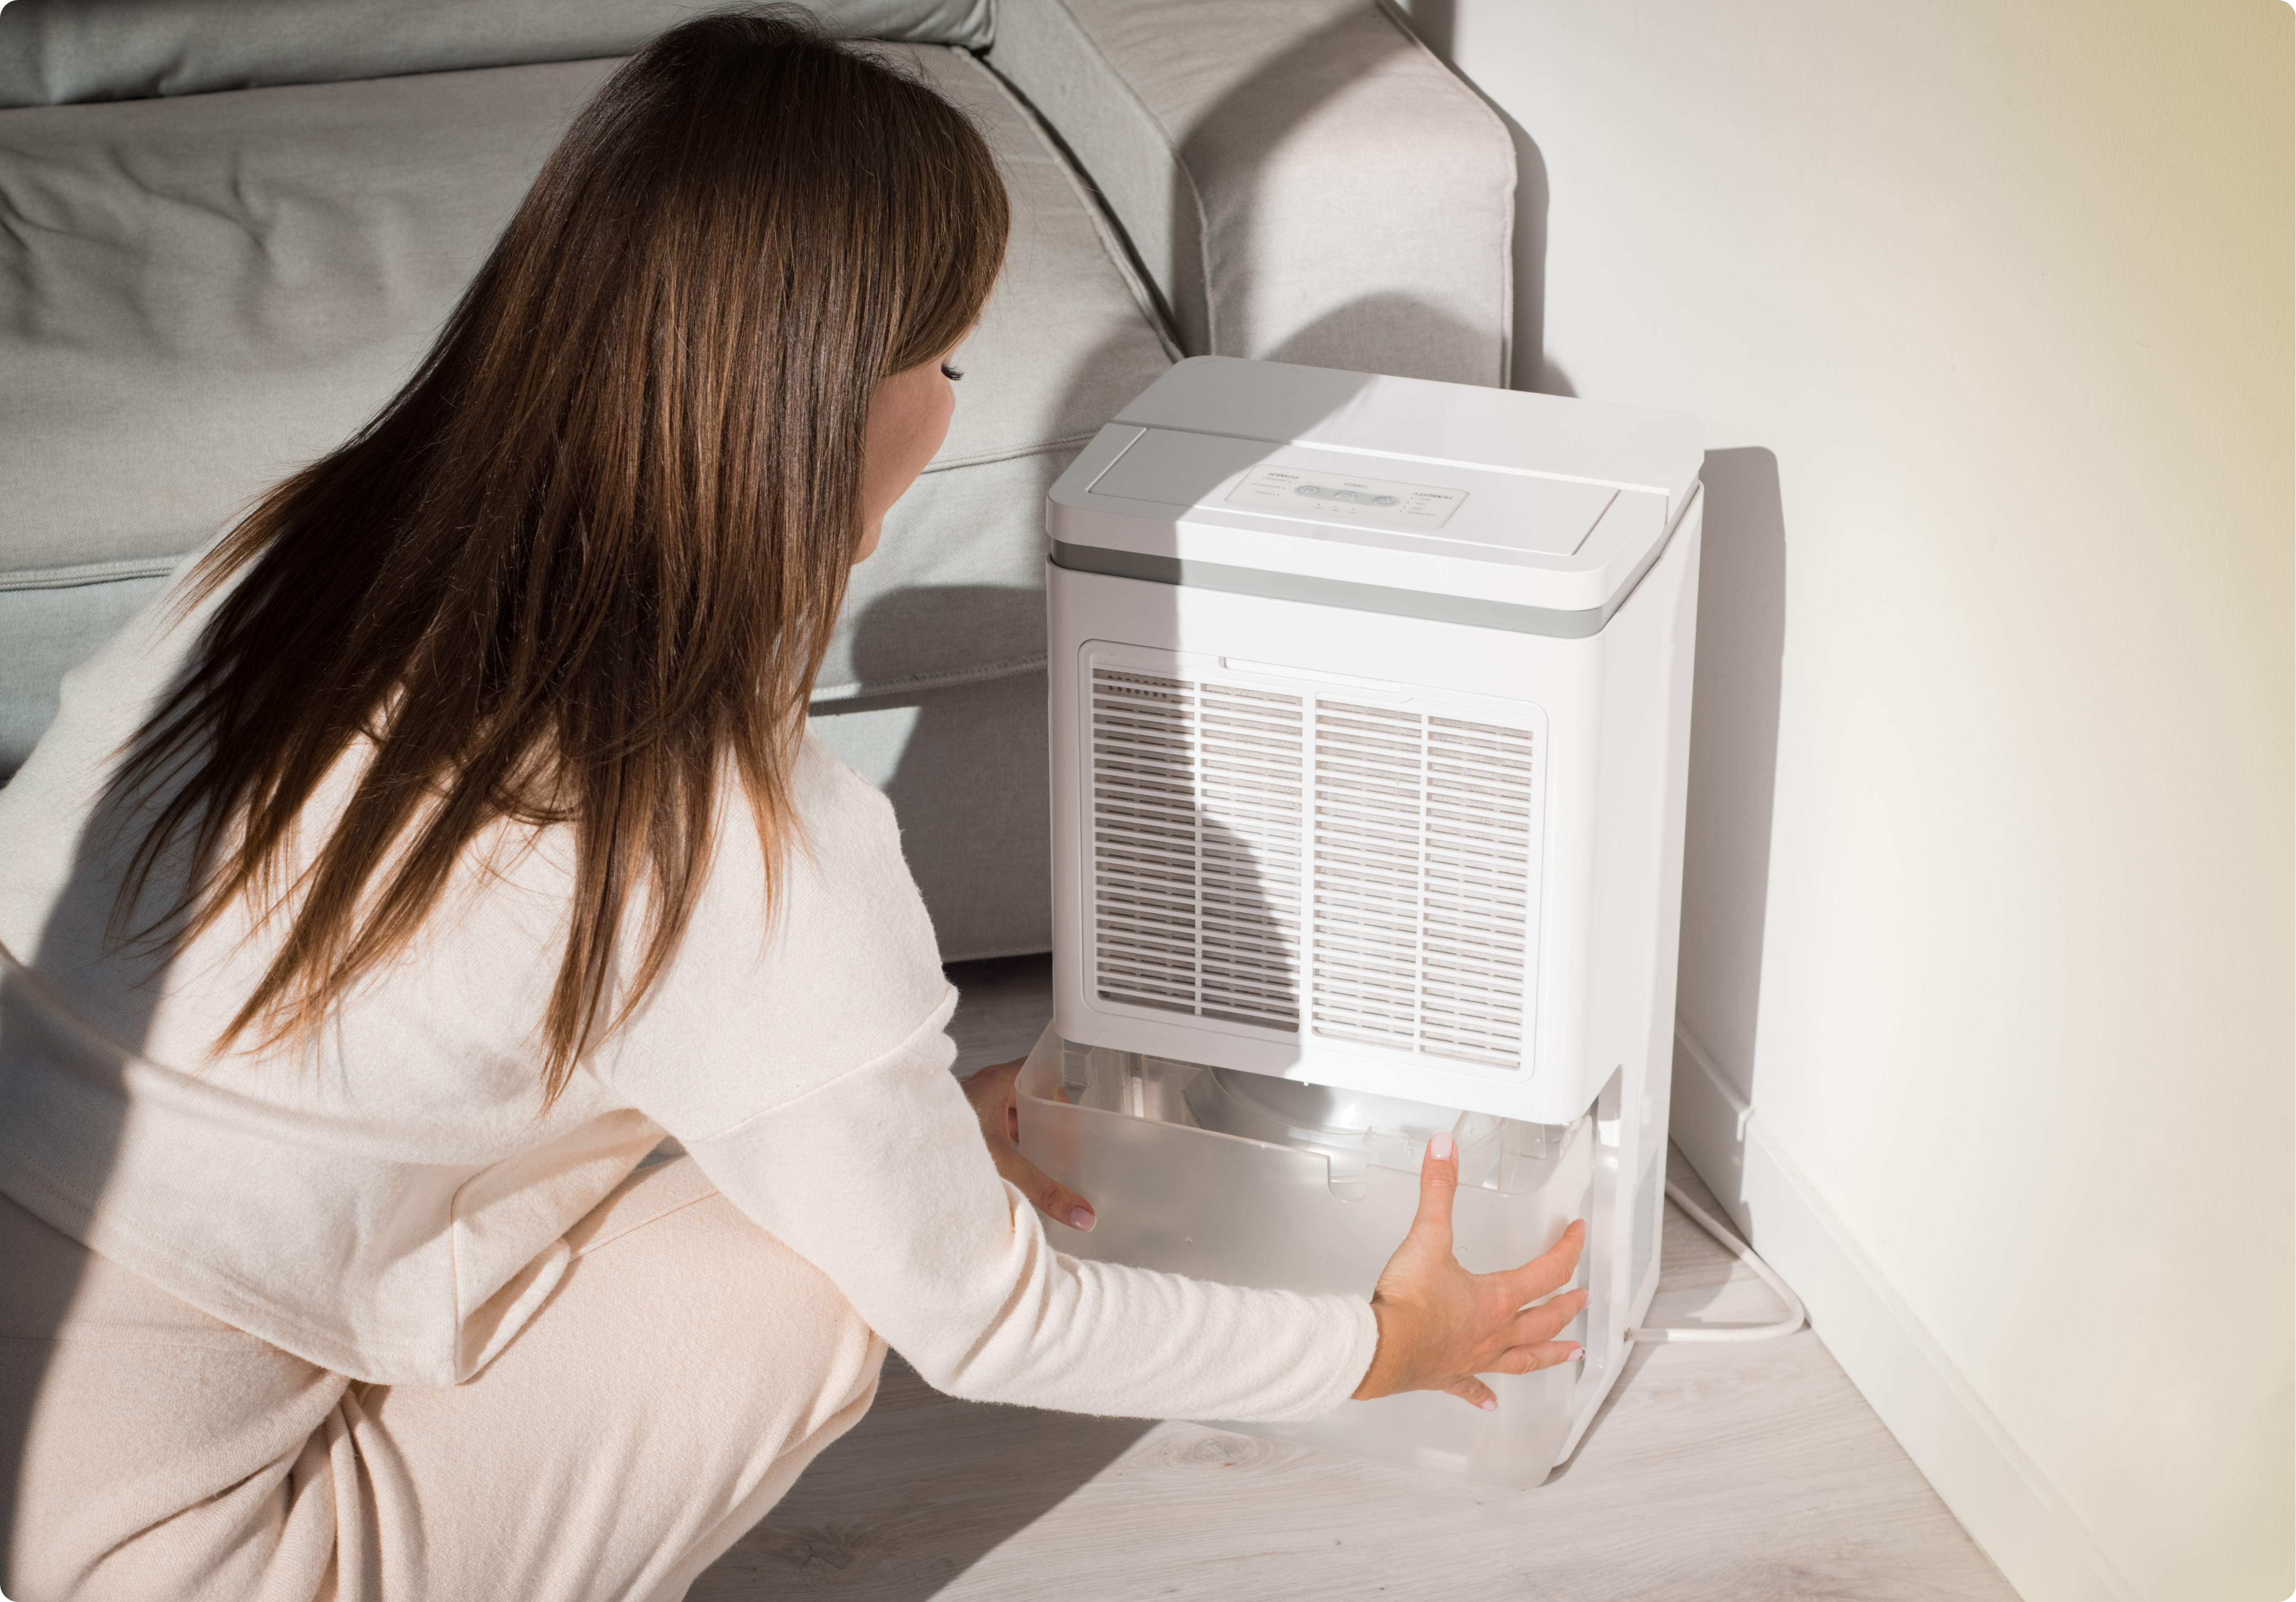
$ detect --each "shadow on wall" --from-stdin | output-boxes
[1386,0,1572,396]
[1262,292,1502,386]
[1671,447,1789,1228]
[1504,120,1570,397]
[1169,3,1513,386]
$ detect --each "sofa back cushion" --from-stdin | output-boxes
[0,0,994,107]
[0,42,1172,776]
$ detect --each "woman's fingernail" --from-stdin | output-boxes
[1573,1345,1587,1363]
[1478,1396,1497,1411]
[1069,1207,1095,1232]
[1429,1131,1456,1162]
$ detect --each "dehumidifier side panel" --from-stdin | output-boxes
[1568,489,1703,1458]
[1583,491,1702,1138]
[1627,491,1702,1336]
[1047,566,1090,1059]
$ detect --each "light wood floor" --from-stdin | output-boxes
[694,957,2015,1602]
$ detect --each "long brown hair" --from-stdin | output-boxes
[107,10,1009,1105]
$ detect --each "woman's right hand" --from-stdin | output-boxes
[1351,1130,1589,1409]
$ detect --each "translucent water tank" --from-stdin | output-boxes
[1016,1026,1592,1488]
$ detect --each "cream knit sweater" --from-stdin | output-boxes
[0,565,1378,1419]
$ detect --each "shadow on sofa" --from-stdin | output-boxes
[837,583,1056,963]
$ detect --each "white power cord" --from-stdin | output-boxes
[1627,1179,1807,1343]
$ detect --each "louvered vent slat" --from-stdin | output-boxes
[1301,700,1540,1069]
[1087,667,1305,1031]
[1087,655,1542,1070]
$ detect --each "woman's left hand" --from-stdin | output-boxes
[960,1056,1097,1234]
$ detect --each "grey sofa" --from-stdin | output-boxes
[0,0,1513,960]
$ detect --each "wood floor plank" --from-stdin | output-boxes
[693,957,2015,1601]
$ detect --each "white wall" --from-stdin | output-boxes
[1394,3,2293,1600]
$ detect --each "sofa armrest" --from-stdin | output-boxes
[984,0,1513,385]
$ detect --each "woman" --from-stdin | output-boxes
[0,13,1586,1599]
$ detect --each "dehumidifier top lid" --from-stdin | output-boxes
[1047,357,1704,638]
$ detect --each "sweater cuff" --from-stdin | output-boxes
[1272,1293,1382,1422]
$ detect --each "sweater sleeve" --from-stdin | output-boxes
[682,1000,1379,1421]
[610,735,1377,1421]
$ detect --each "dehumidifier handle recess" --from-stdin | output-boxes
[1627,1182,1809,1344]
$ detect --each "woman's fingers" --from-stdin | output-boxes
[1490,1339,1584,1377]
[1364,1147,1589,1405]
[1495,1218,1587,1306]
[965,1058,1028,1136]
[961,1057,1034,1143]
[1442,1375,1498,1411]
[1440,1337,1583,1412]
[960,1056,1093,1230]
[1408,1131,1461,1249]
[994,1144,1097,1233]
[1507,1287,1590,1345]
[959,1059,1014,1117]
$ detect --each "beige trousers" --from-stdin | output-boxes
[0,1158,887,1602]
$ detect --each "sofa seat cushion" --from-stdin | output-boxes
[0,46,1174,774]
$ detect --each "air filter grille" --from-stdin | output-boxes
[1089,667,1306,1030]
[1085,652,1544,1071]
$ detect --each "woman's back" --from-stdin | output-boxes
[0,560,953,1385]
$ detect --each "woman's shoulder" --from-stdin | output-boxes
[711,729,940,959]
[799,729,938,911]
[792,728,895,818]
[782,731,920,886]
[601,732,949,1130]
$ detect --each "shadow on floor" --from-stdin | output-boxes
[692,1353,1156,1600]
[691,955,1139,1597]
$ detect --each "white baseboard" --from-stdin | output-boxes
[1669,1026,2145,1602]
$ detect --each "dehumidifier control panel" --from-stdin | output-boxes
[1223,465,1469,531]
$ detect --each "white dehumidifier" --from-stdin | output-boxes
[1016,355,1704,1488]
